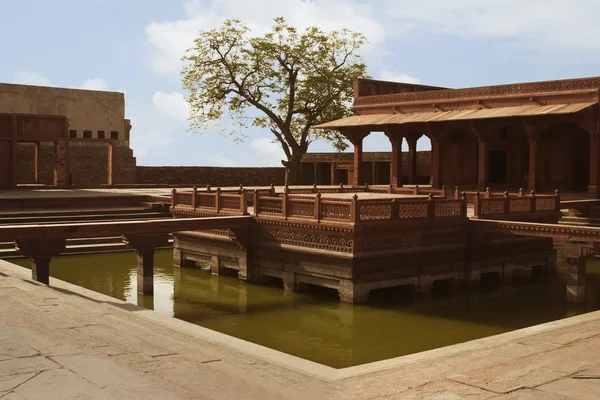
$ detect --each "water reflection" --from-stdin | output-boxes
[9,251,600,368]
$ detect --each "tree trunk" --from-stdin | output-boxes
[285,151,304,185]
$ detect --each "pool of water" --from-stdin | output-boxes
[9,251,600,368]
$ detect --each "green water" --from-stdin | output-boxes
[10,251,600,368]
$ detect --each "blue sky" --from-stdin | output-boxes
[3,0,600,167]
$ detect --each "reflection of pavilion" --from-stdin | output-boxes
[315,77,600,196]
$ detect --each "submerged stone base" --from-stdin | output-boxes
[173,231,556,304]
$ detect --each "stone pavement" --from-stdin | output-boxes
[1,259,600,399]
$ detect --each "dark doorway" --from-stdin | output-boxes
[335,169,348,185]
[489,150,507,184]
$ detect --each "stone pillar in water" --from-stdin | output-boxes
[338,281,370,304]
[566,257,586,304]
[122,234,169,296]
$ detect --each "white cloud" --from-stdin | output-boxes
[80,77,110,91]
[206,154,235,167]
[381,0,600,59]
[12,71,52,86]
[379,69,420,84]
[250,137,286,165]
[152,91,190,121]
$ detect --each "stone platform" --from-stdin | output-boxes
[1,259,599,399]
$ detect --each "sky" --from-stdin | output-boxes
[3,0,600,167]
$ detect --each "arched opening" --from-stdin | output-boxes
[361,131,395,186]
[413,134,431,185]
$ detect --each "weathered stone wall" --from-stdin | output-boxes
[2,83,137,186]
[0,83,127,141]
[16,142,136,186]
[136,166,285,186]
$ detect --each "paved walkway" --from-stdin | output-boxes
[1,260,600,399]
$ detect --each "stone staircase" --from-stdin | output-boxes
[0,206,173,259]
[560,203,600,227]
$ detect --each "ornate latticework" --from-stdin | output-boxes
[354,77,600,106]
[220,195,241,210]
[289,189,315,194]
[258,198,283,214]
[480,199,505,215]
[536,197,556,211]
[288,200,314,218]
[398,202,428,219]
[509,198,531,213]
[359,203,392,221]
[197,194,215,209]
[434,200,463,217]
[176,192,193,206]
[257,226,353,253]
[321,202,351,220]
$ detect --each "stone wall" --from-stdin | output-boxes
[16,142,136,186]
[0,83,127,141]
[136,166,285,186]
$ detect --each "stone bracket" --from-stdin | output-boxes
[122,234,169,251]
[15,237,66,257]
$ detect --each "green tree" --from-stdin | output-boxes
[182,17,368,184]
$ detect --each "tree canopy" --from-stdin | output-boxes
[182,17,368,183]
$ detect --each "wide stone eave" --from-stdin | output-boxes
[313,102,597,130]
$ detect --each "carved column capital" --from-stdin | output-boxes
[521,119,549,140]
[342,127,370,145]
[469,121,490,142]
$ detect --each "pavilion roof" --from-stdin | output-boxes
[313,102,596,130]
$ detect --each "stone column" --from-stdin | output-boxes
[53,141,68,186]
[345,129,369,186]
[338,280,370,304]
[15,237,66,284]
[589,130,600,198]
[231,227,255,282]
[330,162,336,185]
[566,256,586,304]
[406,134,420,185]
[313,162,318,185]
[137,248,155,296]
[522,122,541,192]
[122,234,169,295]
[282,271,296,291]
[352,137,363,186]
[386,131,403,187]
[33,141,40,184]
[477,137,489,191]
[107,142,115,186]
[211,255,222,275]
[431,137,443,188]
[418,274,433,293]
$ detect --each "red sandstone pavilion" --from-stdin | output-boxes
[315,76,600,197]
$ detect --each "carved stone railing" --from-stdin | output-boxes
[171,188,247,214]
[369,184,447,198]
[473,190,560,221]
[282,183,369,195]
[254,192,466,224]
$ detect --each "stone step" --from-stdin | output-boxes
[0,238,174,259]
[0,212,171,225]
[0,206,153,218]
[559,216,600,227]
